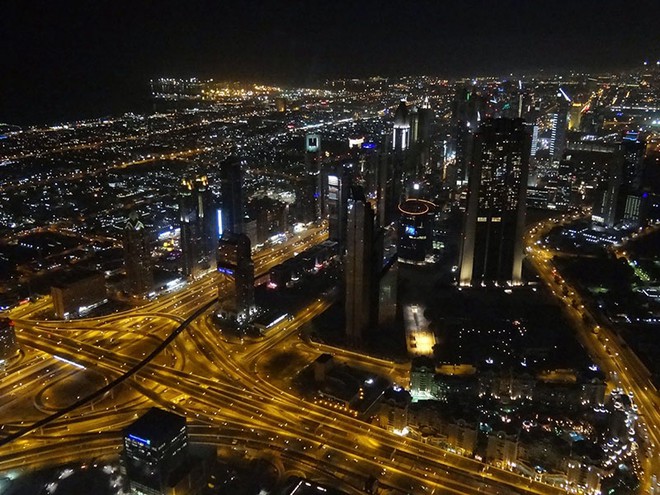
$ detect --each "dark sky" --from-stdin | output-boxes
[2,0,660,125]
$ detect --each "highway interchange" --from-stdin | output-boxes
[0,217,657,495]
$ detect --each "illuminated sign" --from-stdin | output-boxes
[405,225,417,236]
[128,434,151,446]
[348,137,364,148]
[362,142,376,149]
[217,209,223,237]
[218,267,234,276]
[327,175,339,187]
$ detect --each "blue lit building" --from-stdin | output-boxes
[122,408,188,495]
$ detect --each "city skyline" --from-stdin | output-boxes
[1,4,660,495]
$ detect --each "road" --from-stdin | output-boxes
[0,223,570,495]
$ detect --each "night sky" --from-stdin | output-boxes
[3,0,660,125]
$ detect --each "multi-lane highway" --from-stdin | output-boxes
[0,218,622,495]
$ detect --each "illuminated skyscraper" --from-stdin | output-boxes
[459,118,530,286]
[322,162,352,245]
[397,199,434,265]
[453,87,483,185]
[550,92,570,161]
[179,175,216,278]
[122,408,188,495]
[123,211,153,297]
[345,187,376,346]
[392,100,410,152]
[216,232,255,323]
[219,155,244,235]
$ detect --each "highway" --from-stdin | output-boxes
[0,222,573,495]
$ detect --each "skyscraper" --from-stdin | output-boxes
[345,187,376,346]
[392,101,410,152]
[122,408,188,495]
[322,162,352,246]
[179,175,216,278]
[459,118,531,286]
[453,87,484,185]
[219,155,244,235]
[216,232,255,323]
[123,211,153,297]
[549,96,569,161]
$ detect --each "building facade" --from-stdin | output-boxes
[459,118,530,286]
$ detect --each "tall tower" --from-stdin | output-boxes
[220,155,244,235]
[345,187,376,346]
[409,105,420,145]
[179,175,215,278]
[123,211,153,297]
[322,162,351,246]
[303,133,322,223]
[216,233,255,323]
[453,87,483,185]
[550,92,570,161]
[392,101,410,152]
[459,118,530,286]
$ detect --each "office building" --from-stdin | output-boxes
[376,144,399,228]
[549,97,569,161]
[0,318,18,362]
[345,187,376,346]
[397,199,435,265]
[123,211,153,297]
[219,156,244,235]
[596,137,646,227]
[179,176,216,278]
[216,233,255,323]
[303,133,322,222]
[322,162,352,246]
[453,87,483,185]
[459,118,530,286]
[122,408,189,495]
[392,100,410,152]
[51,270,108,319]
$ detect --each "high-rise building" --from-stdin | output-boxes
[345,187,376,346]
[595,137,646,227]
[459,118,530,286]
[418,97,433,145]
[179,176,216,278]
[397,199,435,265]
[303,133,322,222]
[216,233,255,323]
[0,318,17,362]
[392,101,410,152]
[219,156,244,235]
[122,408,189,495]
[123,211,153,297]
[322,162,352,246]
[452,87,483,185]
[549,97,569,161]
